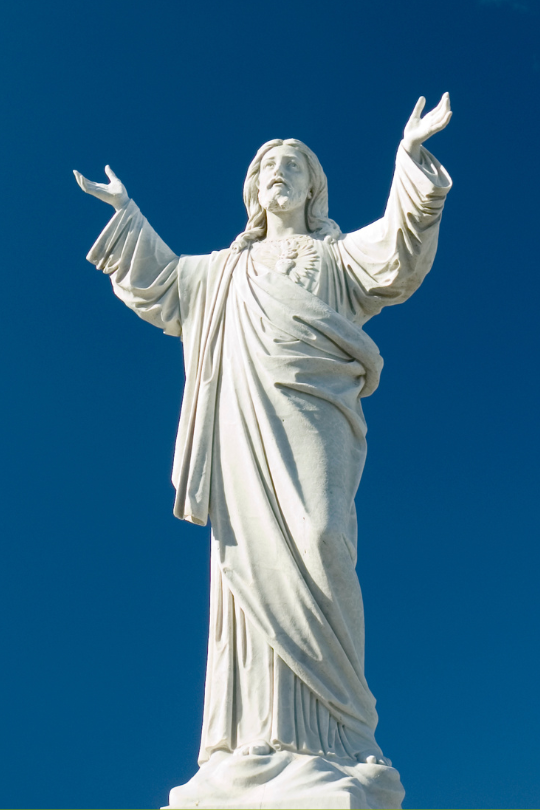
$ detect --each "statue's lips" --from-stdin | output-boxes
[268,179,288,189]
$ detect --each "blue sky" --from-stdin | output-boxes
[1,1,539,808]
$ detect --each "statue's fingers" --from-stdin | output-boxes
[430,111,453,134]
[73,170,91,192]
[104,164,118,182]
[434,93,451,117]
[430,96,446,117]
[427,103,450,126]
[441,110,453,127]
[76,174,107,196]
[411,96,426,119]
[428,111,447,128]
[432,106,453,126]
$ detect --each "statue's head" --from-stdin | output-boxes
[257,143,313,218]
[232,139,340,250]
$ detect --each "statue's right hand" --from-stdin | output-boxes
[73,165,129,211]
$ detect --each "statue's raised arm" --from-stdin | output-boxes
[74,165,182,337]
[337,93,453,323]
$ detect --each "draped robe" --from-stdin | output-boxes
[87,145,451,766]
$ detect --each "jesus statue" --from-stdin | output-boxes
[74,94,452,809]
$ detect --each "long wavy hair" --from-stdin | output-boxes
[231,138,341,251]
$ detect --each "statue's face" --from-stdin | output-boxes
[257,146,312,215]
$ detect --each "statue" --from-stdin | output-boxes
[74,94,452,810]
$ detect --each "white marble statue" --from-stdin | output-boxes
[74,94,452,810]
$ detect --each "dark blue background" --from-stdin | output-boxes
[1,0,539,807]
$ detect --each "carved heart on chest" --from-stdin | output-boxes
[251,236,320,290]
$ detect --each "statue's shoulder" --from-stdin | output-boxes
[208,248,234,276]
[179,247,231,270]
[178,248,233,301]
[210,247,233,262]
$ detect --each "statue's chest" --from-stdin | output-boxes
[250,236,322,294]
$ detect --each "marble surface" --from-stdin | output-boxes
[75,94,452,809]
[165,751,405,809]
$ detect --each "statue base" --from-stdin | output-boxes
[164,750,404,810]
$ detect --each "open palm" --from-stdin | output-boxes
[73,165,129,211]
[403,93,452,160]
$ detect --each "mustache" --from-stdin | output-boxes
[267,177,288,189]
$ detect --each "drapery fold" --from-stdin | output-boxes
[200,255,383,760]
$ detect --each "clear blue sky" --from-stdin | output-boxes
[1,1,539,808]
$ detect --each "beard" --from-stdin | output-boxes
[259,185,306,213]
[265,193,294,212]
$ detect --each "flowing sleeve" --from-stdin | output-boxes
[86,199,182,337]
[337,143,452,322]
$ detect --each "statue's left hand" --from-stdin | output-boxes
[402,93,452,162]
[73,165,129,211]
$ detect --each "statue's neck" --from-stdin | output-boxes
[264,207,309,241]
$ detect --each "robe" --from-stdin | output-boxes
[87,144,451,766]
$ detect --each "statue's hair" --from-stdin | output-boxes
[231,139,341,251]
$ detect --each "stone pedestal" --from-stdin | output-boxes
[164,750,404,809]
